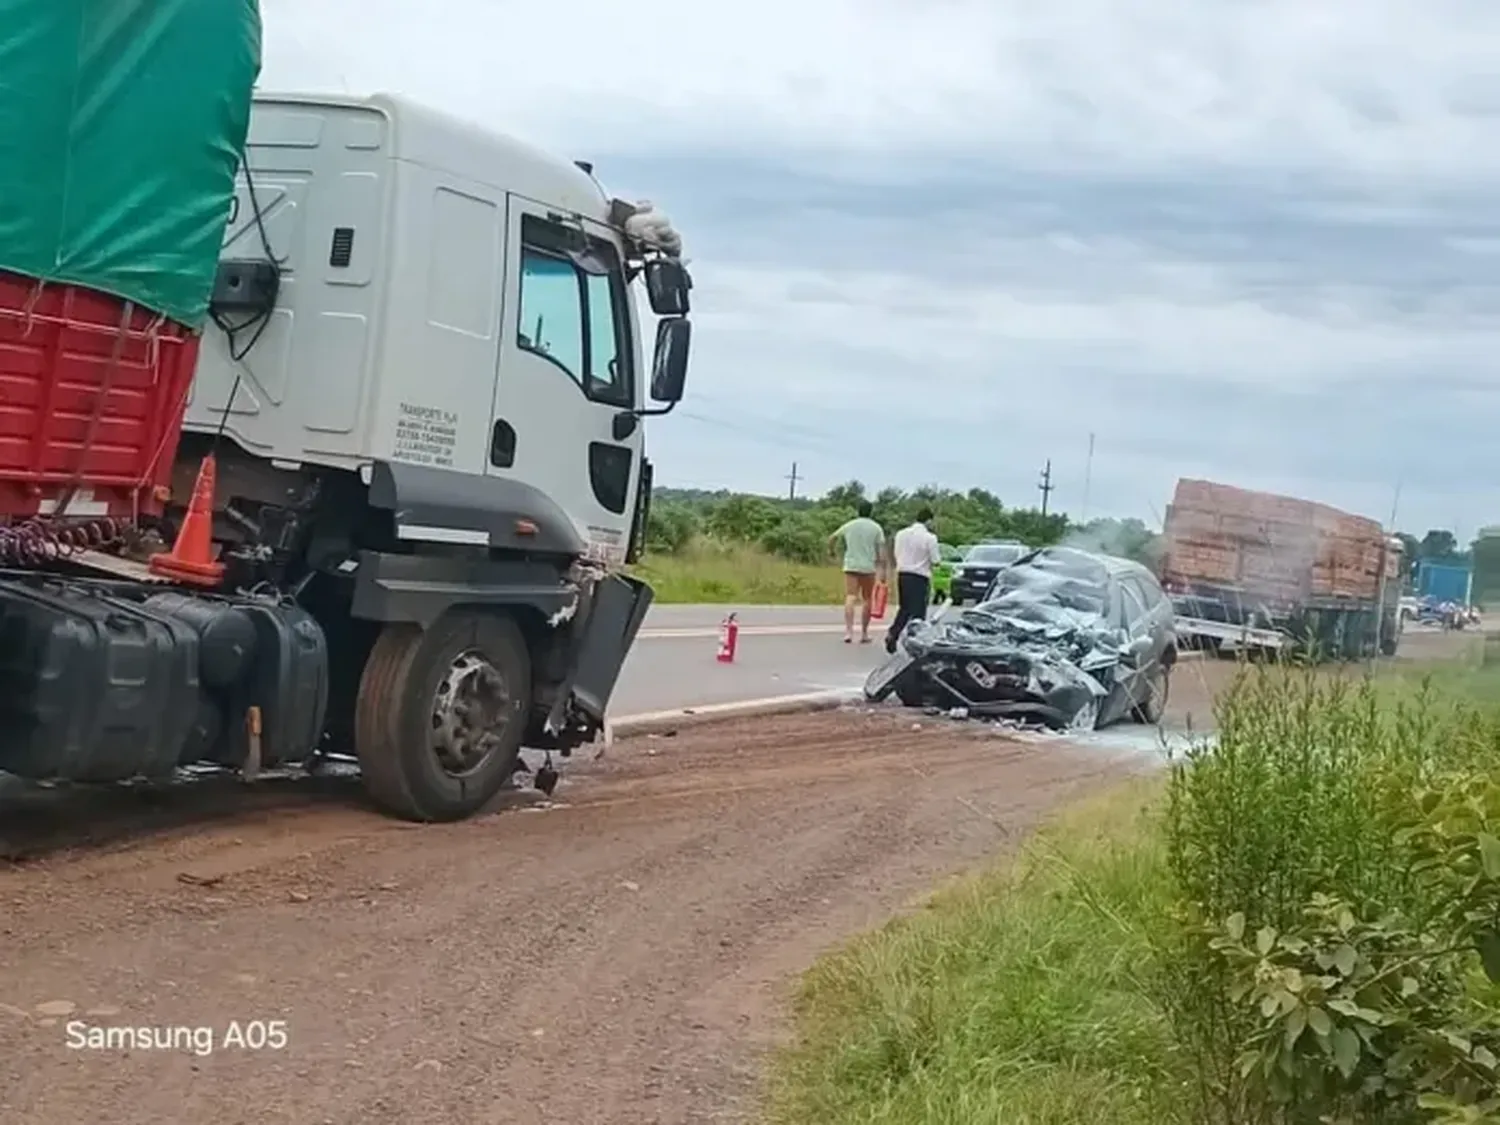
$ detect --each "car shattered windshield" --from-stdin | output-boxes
[980,550,1110,618]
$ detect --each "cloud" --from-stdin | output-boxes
[259,0,1500,538]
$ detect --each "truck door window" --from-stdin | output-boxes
[584,269,632,409]
[517,215,634,410]
[517,252,585,382]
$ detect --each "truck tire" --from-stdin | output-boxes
[1132,663,1170,724]
[354,610,532,822]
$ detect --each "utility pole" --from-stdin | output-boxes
[785,460,801,501]
[1080,433,1095,523]
[1037,459,1054,516]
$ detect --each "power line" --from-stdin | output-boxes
[673,403,1099,516]
[674,406,1019,488]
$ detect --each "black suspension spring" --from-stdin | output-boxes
[0,517,127,566]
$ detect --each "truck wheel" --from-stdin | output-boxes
[354,610,531,822]
[1132,664,1170,724]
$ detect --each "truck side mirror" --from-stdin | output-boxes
[645,259,691,316]
[650,317,690,403]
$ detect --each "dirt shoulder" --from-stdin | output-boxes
[0,708,1133,1125]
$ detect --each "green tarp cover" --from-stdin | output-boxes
[0,0,262,328]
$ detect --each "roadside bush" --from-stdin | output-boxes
[706,494,784,543]
[1157,664,1500,1124]
[646,501,700,554]
[760,515,827,565]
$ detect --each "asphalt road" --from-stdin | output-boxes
[614,608,1493,722]
[615,602,900,716]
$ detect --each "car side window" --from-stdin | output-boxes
[1120,581,1150,631]
[1138,577,1167,611]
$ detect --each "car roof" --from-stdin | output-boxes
[1032,545,1158,584]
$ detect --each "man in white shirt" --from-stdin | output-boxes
[885,506,942,654]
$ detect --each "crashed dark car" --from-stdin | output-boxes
[865,546,1178,731]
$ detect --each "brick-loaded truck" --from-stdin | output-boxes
[1161,479,1403,660]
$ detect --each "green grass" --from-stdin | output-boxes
[765,652,1500,1125]
[765,780,1182,1125]
[632,540,844,604]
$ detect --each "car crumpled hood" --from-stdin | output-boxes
[868,550,1136,727]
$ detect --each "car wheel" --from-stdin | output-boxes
[1067,697,1100,732]
[949,595,963,608]
[1132,663,1169,724]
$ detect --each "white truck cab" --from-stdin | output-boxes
[187,91,689,567]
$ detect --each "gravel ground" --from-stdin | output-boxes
[0,708,1137,1125]
[0,625,1477,1124]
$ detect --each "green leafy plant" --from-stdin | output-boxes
[1202,894,1500,1122]
[1156,662,1500,1124]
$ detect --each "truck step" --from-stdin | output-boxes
[71,550,173,583]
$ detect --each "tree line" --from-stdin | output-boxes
[644,480,1163,567]
[647,482,1500,603]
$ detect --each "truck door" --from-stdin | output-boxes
[487,198,642,566]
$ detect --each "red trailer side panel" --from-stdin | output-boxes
[0,270,199,519]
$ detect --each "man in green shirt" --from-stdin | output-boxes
[828,500,887,644]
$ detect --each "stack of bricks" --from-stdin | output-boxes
[1163,479,1392,602]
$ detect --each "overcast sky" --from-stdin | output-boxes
[262,0,1500,538]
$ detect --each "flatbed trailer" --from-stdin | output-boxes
[1173,613,1289,656]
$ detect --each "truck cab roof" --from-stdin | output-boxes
[252,91,615,226]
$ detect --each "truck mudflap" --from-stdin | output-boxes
[539,572,653,746]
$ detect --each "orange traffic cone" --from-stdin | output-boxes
[149,453,225,586]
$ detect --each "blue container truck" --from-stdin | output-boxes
[1415,561,1474,606]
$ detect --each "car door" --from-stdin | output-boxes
[1115,578,1154,713]
[1136,574,1175,656]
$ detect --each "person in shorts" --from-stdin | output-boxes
[829,500,886,644]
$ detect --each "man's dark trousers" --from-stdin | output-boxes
[885,571,931,653]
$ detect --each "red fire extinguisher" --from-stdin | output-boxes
[716,612,739,663]
[870,579,889,621]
